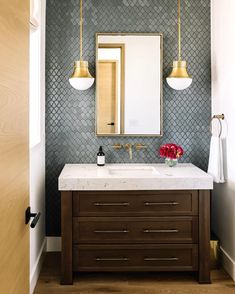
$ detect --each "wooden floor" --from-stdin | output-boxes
[34,253,235,294]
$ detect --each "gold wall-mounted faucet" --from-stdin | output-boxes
[112,143,146,160]
[124,143,133,160]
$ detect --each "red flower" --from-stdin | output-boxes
[176,146,184,158]
[159,143,184,160]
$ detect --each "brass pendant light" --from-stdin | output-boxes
[69,0,94,90]
[166,0,192,90]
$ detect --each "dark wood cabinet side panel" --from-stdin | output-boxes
[72,191,79,216]
[191,190,199,215]
[61,192,73,285]
[198,190,211,284]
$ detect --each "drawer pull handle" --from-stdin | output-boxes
[94,202,130,207]
[144,257,179,261]
[144,229,179,233]
[144,202,179,206]
[94,230,129,234]
[96,257,129,261]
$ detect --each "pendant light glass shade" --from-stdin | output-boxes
[69,0,94,91]
[166,0,192,90]
[166,61,192,90]
[69,61,94,90]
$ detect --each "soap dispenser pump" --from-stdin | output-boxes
[97,146,105,166]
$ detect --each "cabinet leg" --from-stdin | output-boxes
[61,191,73,284]
[198,190,211,284]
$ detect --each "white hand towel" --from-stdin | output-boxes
[207,136,225,183]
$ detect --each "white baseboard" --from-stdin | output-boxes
[220,246,235,281]
[30,238,46,294]
[46,236,61,252]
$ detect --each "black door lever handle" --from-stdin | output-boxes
[25,207,41,228]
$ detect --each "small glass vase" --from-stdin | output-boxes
[165,157,178,167]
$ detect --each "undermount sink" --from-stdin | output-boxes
[108,166,160,176]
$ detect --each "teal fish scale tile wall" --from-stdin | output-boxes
[46,0,211,235]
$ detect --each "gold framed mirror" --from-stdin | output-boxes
[96,33,163,137]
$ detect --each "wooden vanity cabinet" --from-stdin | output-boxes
[61,190,211,285]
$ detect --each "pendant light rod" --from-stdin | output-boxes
[80,0,83,60]
[178,0,181,61]
[166,0,192,90]
[69,0,94,90]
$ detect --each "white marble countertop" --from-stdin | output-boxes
[58,163,213,191]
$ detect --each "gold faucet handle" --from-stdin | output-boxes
[135,143,147,150]
[112,144,122,150]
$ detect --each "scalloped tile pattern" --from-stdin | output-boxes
[46,0,211,235]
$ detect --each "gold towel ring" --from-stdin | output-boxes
[210,114,224,138]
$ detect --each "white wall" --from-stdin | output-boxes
[29,0,46,293]
[211,0,235,280]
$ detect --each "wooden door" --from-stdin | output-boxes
[97,61,118,134]
[0,1,29,293]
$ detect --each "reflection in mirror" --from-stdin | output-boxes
[96,33,163,136]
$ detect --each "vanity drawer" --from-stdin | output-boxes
[73,244,198,272]
[73,217,198,244]
[73,191,198,216]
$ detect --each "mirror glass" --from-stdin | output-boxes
[96,33,163,136]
